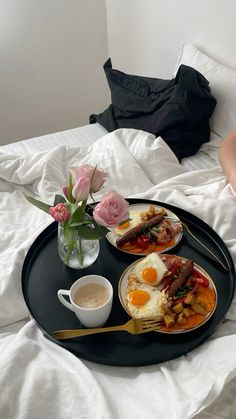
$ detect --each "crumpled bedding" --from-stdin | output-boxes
[0,128,236,419]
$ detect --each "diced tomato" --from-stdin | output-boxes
[196,276,209,287]
[192,268,203,278]
[135,234,150,249]
[192,275,209,288]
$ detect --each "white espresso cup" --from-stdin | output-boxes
[57,275,113,328]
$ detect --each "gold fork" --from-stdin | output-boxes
[165,216,228,271]
[53,317,162,340]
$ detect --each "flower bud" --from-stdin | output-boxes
[49,203,70,223]
[72,176,90,201]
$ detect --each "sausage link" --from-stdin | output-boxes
[167,259,194,297]
[116,214,164,248]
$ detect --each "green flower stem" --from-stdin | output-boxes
[77,236,84,267]
[64,227,83,266]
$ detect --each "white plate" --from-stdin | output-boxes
[106,203,183,256]
[118,254,217,334]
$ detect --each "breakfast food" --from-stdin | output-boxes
[124,253,217,332]
[126,283,169,319]
[128,252,168,286]
[115,205,182,254]
[113,210,144,235]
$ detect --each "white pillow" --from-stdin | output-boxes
[174,43,236,138]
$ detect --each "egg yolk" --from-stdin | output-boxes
[117,221,130,230]
[129,290,150,307]
[142,267,157,284]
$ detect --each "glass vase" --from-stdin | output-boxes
[57,223,100,269]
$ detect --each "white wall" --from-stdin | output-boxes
[0,0,109,145]
[106,0,236,77]
[2,0,236,146]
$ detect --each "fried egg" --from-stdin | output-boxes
[113,210,142,236]
[126,283,168,319]
[130,253,168,286]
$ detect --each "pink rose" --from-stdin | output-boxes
[72,176,90,201]
[69,164,108,193]
[93,191,129,227]
[49,203,70,223]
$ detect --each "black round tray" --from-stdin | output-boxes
[21,199,235,366]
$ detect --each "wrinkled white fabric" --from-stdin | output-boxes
[0,128,235,419]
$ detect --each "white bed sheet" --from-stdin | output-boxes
[1,125,235,419]
[1,122,220,172]
[1,123,108,155]
[181,132,222,170]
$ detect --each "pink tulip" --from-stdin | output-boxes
[49,203,70,223]
[72,176,90,201]
[69,164,108,193]
[93,191,129,228]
